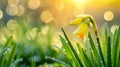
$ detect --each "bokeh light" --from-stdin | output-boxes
[7,19,18,30]
[27,0,41,10]
[104,11,114,21]
[41,26,49,35]
[0,9,3,19]
[75,0,85,3]
[8,0,19,5]
[6,5,18,16]
[40,10,54,23]
[17,5,25,16]
[111,25,119,34]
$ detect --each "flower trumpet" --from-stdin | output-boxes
[70,15,98,39]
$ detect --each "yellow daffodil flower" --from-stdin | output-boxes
[70,15,98,40]
[73,22,89,39]
[70,15,90,25]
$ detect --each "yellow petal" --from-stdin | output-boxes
[70,17,83,25]
[76,31,85,39]
[73,23,88,39]
[70,15,90,25]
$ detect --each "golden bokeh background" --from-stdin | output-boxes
[0,0,119,29]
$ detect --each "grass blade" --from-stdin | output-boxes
[46,56,70,67]
[96,38,105,66]
[31,56,36,67]
[3,36,13,49]
[77,43,92,67]
[112,26,120,67]
[60,35,79,67]
[88,32,101,66]
[107,36,112,67]
[0,52,7,67]
[61,28,83,67]
[6,43,17,67]
[54,45,72,66]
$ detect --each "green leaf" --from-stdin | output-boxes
[61,28,83,67]
[6,43,17,67]
[46,56,70,67]
[60,35,78,67]
[54,45,72,66]
[96,38,105,66]
[77,43,92,67]
[112,25,120,67]
[0,51,7,67]
[88,32,101,67]
[104,23,112,67]
[107,36,112,67]
[31,57,36,67]
[3,36,13,49]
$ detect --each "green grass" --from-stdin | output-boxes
[0,36,63,67]
[0,36,21,67]
[59,23,120,67]
[0,16,119,67]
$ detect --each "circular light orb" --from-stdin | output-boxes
[40,10,53,23]
[104,11,114,21]
[8,0,19,5]
[28,0,41,10]
[0,9,3,19]
[7,19,18,30]
[17,5,24,16]
[111,25,119,34]
[6,5,18,16]
[41,26,49,35]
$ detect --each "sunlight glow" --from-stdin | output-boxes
[73,0,86,5]
[76,0,85,3]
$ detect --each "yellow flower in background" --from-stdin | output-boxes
[70,15,98,40]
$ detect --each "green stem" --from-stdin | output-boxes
[97,38,105,66]
[89,16,105,66]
